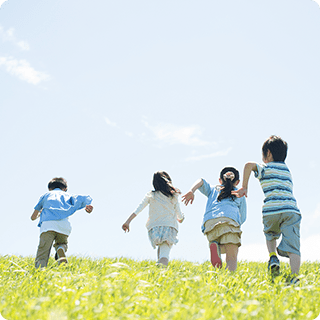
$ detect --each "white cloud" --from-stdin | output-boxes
[0,26,30,51]
[143,120,209,147]
[104,117,117,127]
[185,148,232,162]
[125,131,133,137]
[0,0,8,9]
[313,0,320,7]
[0,56,50,85]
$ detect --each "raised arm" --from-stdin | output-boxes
[232,162,257,198]
[182,178,203,205]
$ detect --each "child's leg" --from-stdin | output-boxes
[53,233,68,265]
[266,239,280,275]
[288,253,300,275]
[222,244,238,271]
[157,242,171,266]
[35,231,55,268]
[266,239,277,254]
[277,213,301,275]
[263,215,281,274]
[209,242,222,268]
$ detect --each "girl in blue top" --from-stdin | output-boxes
[182,167,246,271]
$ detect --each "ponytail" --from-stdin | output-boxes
[217,167,239,201]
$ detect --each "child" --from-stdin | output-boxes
[182,167,246,271]
[31,177,93,268]
[232,135,301,282]
[122,171,184,267]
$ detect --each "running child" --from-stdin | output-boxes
[182,167,247,271]
[232,135,301,283]
[31,177,93,268]
[122,171,184,267]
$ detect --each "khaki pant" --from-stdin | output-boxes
[35,231,68,268]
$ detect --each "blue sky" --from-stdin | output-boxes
[0,0,319,264]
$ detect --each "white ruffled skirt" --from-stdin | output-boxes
[148,226,178,249]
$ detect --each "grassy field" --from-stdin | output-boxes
[0,256,319,320]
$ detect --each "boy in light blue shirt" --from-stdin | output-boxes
[31,177,93,268]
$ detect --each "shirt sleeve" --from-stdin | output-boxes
[133,192,151,215]
[198,178,212,197]
[239,197,247,225]
[68,195,92,211]
[254,163,265,180]
[34,194,45,211]
[173,194,184,220]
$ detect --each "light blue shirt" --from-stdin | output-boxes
[34,188,92,227]
[199,179,247,233]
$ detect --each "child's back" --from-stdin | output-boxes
[233,135,301,281]
[31,177,93,268]
[122,171,184,267]
[135,190,182,231]
[254,161,300,216]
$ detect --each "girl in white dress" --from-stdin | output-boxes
[122,171,184,267]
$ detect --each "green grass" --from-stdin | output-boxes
[0,256,319,320]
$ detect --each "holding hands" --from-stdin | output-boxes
[231,187,247,198]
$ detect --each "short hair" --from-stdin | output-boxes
[262,135,288,162]
[48,177,68,191]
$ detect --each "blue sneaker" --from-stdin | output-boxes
[268,255,280,276]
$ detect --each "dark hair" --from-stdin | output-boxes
[217,167,240,202]
[262,135,288,162]
[152,171,180,197]
[48,177,68,191]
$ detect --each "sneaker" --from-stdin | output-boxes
[56,247,68,265]
[210,241,222,268]
[268,255,280,276]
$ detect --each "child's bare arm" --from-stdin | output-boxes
[182,178,204,205]
[31,210,40,221]
[122,213,137,232]
[232,162,257,197]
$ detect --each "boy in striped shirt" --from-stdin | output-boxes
[232,136,301,282]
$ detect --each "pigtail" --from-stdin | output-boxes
[217,167,239,201]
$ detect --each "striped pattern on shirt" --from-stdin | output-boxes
[254,162,300,216]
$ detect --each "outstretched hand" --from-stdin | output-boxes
[231,187,248,198]
[181,191,194,206]
[85,205,93,213]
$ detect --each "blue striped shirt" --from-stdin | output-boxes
[254,162,300,216]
